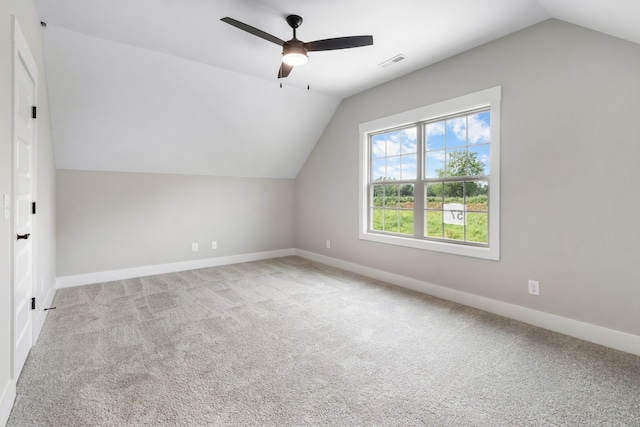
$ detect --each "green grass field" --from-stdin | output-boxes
[372,206,488,243]
[372,209,415,234]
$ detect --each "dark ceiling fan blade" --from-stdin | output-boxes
[220,17,285,46]
[278,62,293,79]
[304,35,373,52]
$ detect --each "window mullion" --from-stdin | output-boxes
[414,123,425,237]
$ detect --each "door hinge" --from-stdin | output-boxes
[32,201,36,215]
[32,106,37,119]
[31,297,36,310]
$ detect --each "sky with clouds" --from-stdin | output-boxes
[372,111,491,181]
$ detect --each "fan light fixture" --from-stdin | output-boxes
[282,46,308,66]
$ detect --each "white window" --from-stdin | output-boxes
[359,86,501,260]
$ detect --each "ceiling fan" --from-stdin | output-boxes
[221,14,373,79]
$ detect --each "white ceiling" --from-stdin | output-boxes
[35,0,640,179]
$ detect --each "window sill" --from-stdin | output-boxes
[359,230,500,260]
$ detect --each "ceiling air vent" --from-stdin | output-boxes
[379,54,407,68]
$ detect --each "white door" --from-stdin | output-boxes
[12,18,38,379]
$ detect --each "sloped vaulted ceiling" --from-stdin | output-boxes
[36,0,640,179]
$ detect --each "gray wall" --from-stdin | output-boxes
[57,170,295,276]
[295,19,640,336]
[1,0,56,420]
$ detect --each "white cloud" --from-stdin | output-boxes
[387,133,402,156]
[386,165,401,179]
[403,141,417,154]
[426,121,445,137]
[468,115,490,144]
[401,128,417,154]
[447,117,466,140]
[406,127,417,138]
[372,139,385,157]
[429,150,446,161]
[402,163,417,180]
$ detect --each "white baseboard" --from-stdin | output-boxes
[56,249,296,289]
[0,380,16,427]
[295,249,640,357]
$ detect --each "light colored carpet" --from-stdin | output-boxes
[8,256,640,426]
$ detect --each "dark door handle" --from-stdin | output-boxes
[17,233,30,240]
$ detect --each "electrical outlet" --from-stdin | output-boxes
[192,243,198,252]
[212,241,217,249]
[528,280,540,296]
[326,240,331,249]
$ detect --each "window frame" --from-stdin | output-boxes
[358,86,501,260]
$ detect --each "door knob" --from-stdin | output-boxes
[17,233,30,240]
